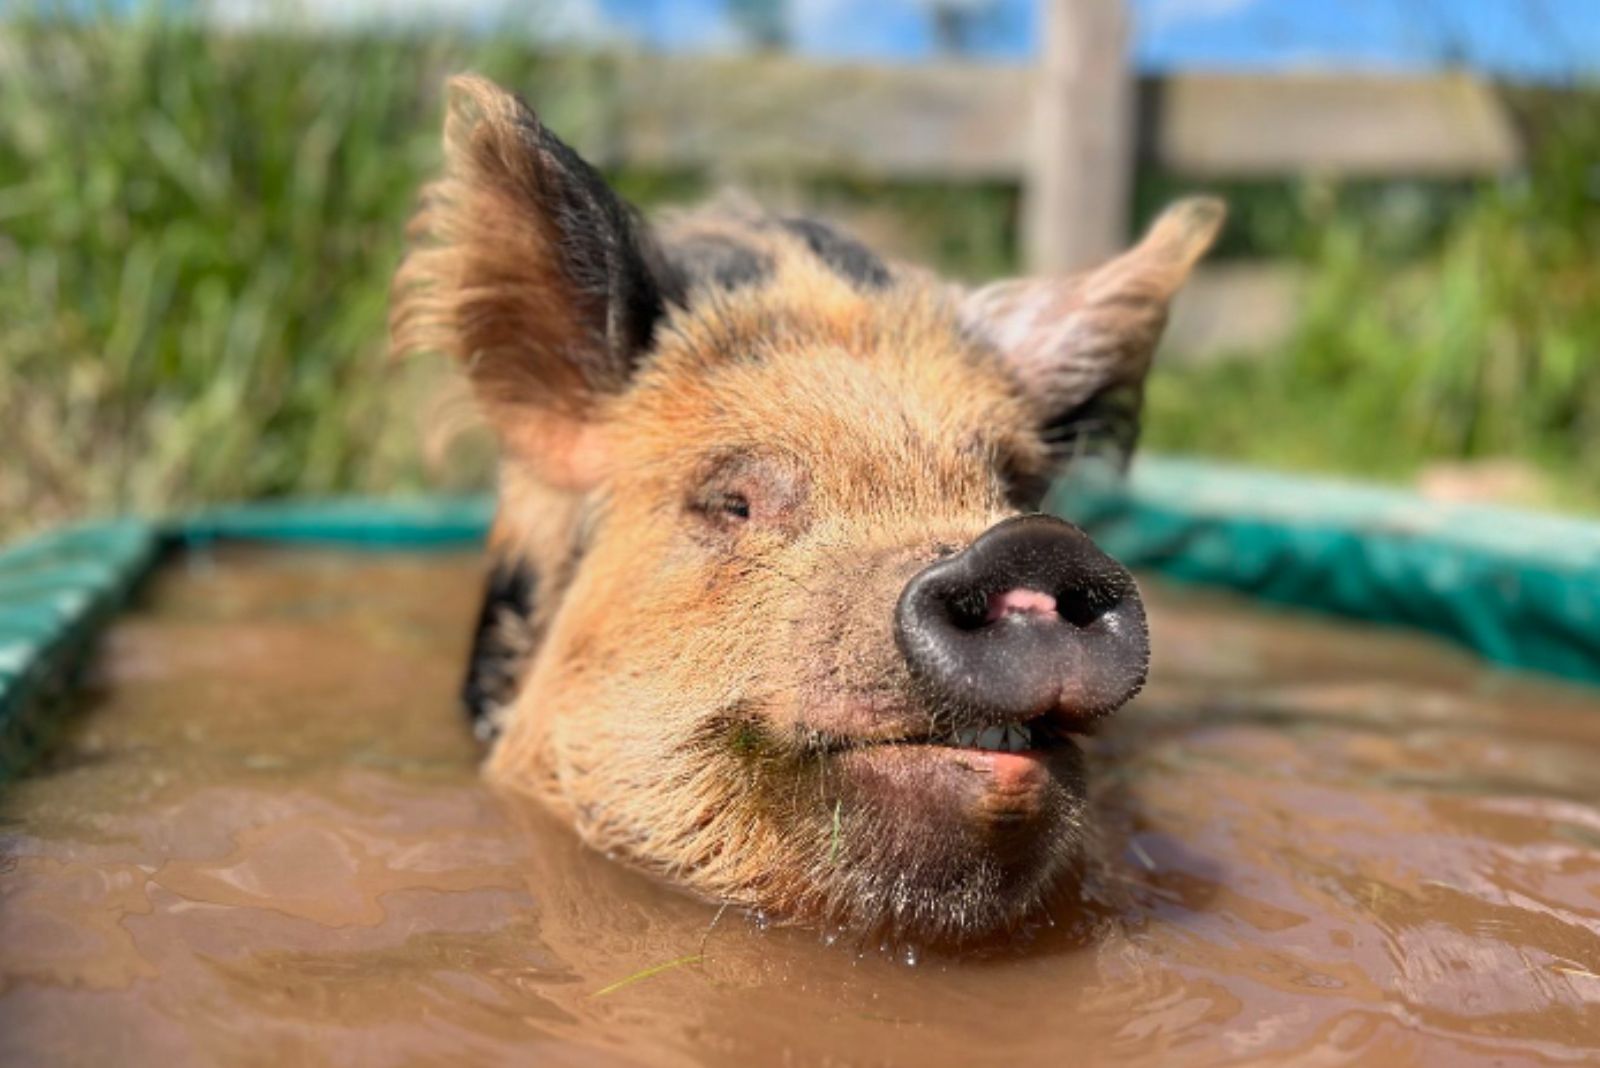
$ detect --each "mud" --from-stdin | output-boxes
[3,546,1598,1066]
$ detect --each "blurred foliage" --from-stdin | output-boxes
[1144,88,1600,508]
[1133,172,1483,261]
[0,9,1017,535]
[2,13,505,534]
[1,8,1596,536]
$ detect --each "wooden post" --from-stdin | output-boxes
[1023,0,1135,274]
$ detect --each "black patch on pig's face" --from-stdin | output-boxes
[462,560,540,742]
[668,234,775,292]
[1039,382,1145,472]
[777,217,894,290]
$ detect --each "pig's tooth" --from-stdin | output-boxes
[1005,725,1024,752]
[1016,723,1034,750]
[953,725,979,747]
[976,725,1006,750]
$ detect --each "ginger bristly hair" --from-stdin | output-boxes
[390,74,681,484]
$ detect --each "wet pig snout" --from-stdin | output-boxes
[893,514,1148,722]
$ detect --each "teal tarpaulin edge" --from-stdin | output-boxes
[3,461,1600,783]
[0,496,491,782]
[170,495,494,549]
[1050,459,1600,686]
[0,521,160,782]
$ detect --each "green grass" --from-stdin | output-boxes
[0,15,526,535]
[1144,89,1600,509]
[589,953,704,998]
[2,10,1596,536]
[0,12,1019,537]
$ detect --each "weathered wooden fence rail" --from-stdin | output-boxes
[543,0,1521,359]
[584,48,1518,358]
[594,60,1518,185]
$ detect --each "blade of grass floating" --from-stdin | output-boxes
[829,799,842,864]
[591,954,704,998]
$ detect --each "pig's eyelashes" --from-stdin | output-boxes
[689,488,754,529]
[687,452,809,534]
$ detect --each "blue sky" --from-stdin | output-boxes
[1127,0,1600,80]
[594,0,1599,81]
[194,1,1600,82]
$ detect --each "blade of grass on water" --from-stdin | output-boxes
[590,954,705,998]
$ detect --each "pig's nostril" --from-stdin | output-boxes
[1056,586,1110,629]
[949,589,989,631]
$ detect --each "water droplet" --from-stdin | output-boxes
[901,945,920,967]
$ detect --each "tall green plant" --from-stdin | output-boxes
[0,12,1021,536]
[1146,88,1600,507]
[0,13,604,533]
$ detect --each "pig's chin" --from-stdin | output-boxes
[802,720,1093,945]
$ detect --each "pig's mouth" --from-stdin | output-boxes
[804,703,1093,921]
[806,712,1084,757]
[722,690,1103,942]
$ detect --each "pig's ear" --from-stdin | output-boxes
[962,197,1224,468]
[391,75,681,488]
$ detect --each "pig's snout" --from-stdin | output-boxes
[893,514,1148,723]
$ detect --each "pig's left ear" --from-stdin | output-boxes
[961,197,1225,467]
[392,75,682,489]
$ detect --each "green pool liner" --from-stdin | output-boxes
[0,522,159,781]
[172,494,495,549]
[2,459,1598,783]
[1049,459,1600,686]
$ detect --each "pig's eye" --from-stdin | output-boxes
[689,485,759,529]
[688,452,807,537]
[716,492,752,521]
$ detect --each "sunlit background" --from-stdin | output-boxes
[2,0,1596,536]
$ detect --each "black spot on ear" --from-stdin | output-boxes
[778,216,893,290]
[520,114,686,370]
[1041,382,1145,472]
[668,234,775,292]
[462,560,540,742]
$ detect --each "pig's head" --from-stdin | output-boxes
[393,76,1223,947]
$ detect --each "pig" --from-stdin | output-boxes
[391,75,1223,948]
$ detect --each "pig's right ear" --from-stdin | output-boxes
[961,197,1225,469]
[391,75,681,489]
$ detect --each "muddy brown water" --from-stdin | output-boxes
[3,547,1599,1066]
